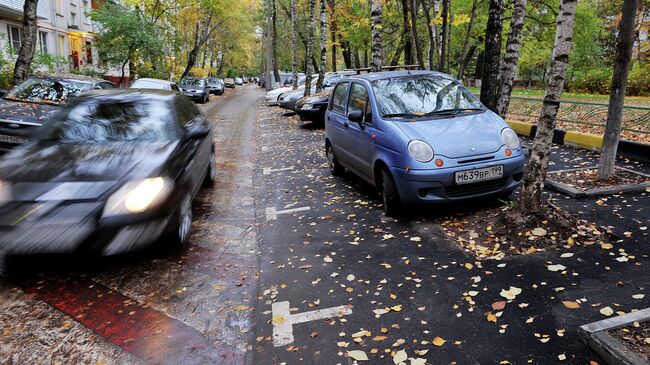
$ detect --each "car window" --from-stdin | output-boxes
[36,99,179,142]
[4,77,92,105]
[180,78,204,87]
[171,84,180,92]
[100,82,116,89]
[175,96,202,127]
[348,83,369,122]
[330,82,348,115]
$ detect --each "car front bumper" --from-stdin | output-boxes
[296,104,326,121]
[390,154,525,203]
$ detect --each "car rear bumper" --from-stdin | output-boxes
[390,154,525,203]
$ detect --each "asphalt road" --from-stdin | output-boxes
[1,86,648,365]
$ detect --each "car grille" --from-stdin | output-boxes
[445,178,507,198]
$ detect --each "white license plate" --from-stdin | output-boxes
[455,165,504,185]
[0,134,27,144]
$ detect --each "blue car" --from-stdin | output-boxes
[324,70,525,215]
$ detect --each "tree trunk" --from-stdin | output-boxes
[410,0,424,68]
[479,0,504,112]
[474,50,484,79]
[272,0,281,83]
[370,0,383,72]
[13,0,39,86]
[182,22,201,79]
[420,0,436,70]
[390,42,403,66]
[495,0,527,117]
[316,0,327,93]
[341,39,353,68]
[291,0,298,89]
[519,0,578,214]
[265,0,273,90]
[354,49,361,69]
[327,0,337,72]
[304,0,316,97]
[598,0,640,179]
[439,0,449,72]
[401,0,413,65]
[457,0,479,80]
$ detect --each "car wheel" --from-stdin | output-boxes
[168,193,192,248]
[326,143,344,176]
[379,168,402,217]
[203,150,217,187]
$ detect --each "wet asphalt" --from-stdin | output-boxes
[0,86,648,365]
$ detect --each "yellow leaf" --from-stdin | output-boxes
[348,350,369,361]
[464,263,474,270]
[233,305,250,311]
[390,304,403,312]
[272,315,285,325]
[487,313,497,323]
[432,336,446,346]
[562,301,580,309]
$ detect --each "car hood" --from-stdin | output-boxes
[180,84,203,90]
[0,98,59,125]
[0,141,179,201]
[392,111,505,159]
[267,87,292,97]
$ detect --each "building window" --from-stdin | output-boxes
[58,35,65,57]
[39,31,48,53]
[55,0,62,13]
[85,41,92,64]
[70,12,77,26]
[7,25,21,50]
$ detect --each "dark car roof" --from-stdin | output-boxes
[74,89,180,102]
[347,70,453,82]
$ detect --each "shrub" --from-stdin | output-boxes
[626,64,650,96]
[570,68,612,94]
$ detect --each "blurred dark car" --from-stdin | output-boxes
[130,78,181,92]
[224,78,235,88]
[206,78,225,95]
[179,77,209,103]
[0,90,216,263]
[295,90,331,124]
[0,75,115,152]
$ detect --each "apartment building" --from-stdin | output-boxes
[0,0,100,71]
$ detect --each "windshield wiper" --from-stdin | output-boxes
[425,108,483,116]
[382,113,422,118]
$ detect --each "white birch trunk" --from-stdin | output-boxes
[371,0,383,72]
[495,0,527,117]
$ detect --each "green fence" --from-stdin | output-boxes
[506,97,650,135]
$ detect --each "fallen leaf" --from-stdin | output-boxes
[492,301,506,310]
[562,301,580,309]
[393,349,408,364]
[632,294,645,299]
[600,307,614,316]
[348,350,369,361]
[432,336,446,346]
[547,264,567,272]
[487,312,497,323]
[532,227,547,236]
[272,315,285,324]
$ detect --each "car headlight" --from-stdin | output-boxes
[102,177,171,217]
[501,128,520,149]
[407,140,434,163]
[0,180,12,207]
[302,103,314,110]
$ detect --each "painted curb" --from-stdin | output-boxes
[578,307,650,365]
[506,120,650,163]
[545,166,650,198]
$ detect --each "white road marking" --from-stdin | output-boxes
[265,206,311,221]
[263,166,295,175]
[272,301,353,347]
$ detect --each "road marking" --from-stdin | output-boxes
[265,206,311,221]
[262,166,294,175]
[272,301,352,347]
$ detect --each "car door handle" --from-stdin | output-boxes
[343,122,349,128]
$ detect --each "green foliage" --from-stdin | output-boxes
[569,68,613,94]
[626,64,650,96]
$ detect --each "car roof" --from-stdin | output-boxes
[133,78,175,85]
[346,70,453,82]
[75,89,179,102]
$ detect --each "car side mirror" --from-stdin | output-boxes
[348,110,364,124]
[185,123,209,139]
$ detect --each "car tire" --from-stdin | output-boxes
[379,168,402,217]
[203,150,217,187]
[167,193,192,248]
[326,143,344,176]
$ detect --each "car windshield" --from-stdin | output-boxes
[372,76,483,118]
[4,77,92,105]
[181,78,204,86]
[131,79,167,89]
[36,99,179,143]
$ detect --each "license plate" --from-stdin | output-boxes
[455,165,504,185]
[0,134,27,144]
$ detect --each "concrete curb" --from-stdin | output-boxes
[506,120,650,163]
[545,166,650,198]
[578,307,650,365]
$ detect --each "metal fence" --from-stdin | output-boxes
[506,97,650,135]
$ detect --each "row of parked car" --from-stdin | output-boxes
[265,70,526,216]
[0,73,223,265]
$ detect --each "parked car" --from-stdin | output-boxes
[295,73,355,124]
[179,77,209,103]
[224,78,236,88]
[281,73,352,112]
[206,78,225,95]
[265,75,313,105]
[242,77,249,84]
[0,89,216,260]
[0,75,115,152]
[130,78,181,92]
[235,78,243,85]
[324,71,525,216]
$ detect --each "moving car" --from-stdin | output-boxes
[325,71,525,215]
[0,75,115,152]
[235,78,243,86]
[179,77,209,103]
[224,78,236,88]
[0,90,216,261]
[206,78,225,95]
[130,78,181,92]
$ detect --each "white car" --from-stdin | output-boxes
[265,75,317,105]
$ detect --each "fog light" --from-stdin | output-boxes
[505,148,512,157]
[435,159,444,167]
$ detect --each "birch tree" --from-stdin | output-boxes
[304,0,316,97]
[495,0,527,117]
[13,0,39,85]
[291,0,298,90]
[439,0,449,72]
[370,0,383,72]
[479,0,504,112]
[272,0,280,83]
[316,0,327,93]
[597,0,641,179]
[519,0,578,214]
[457,0,480,81]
